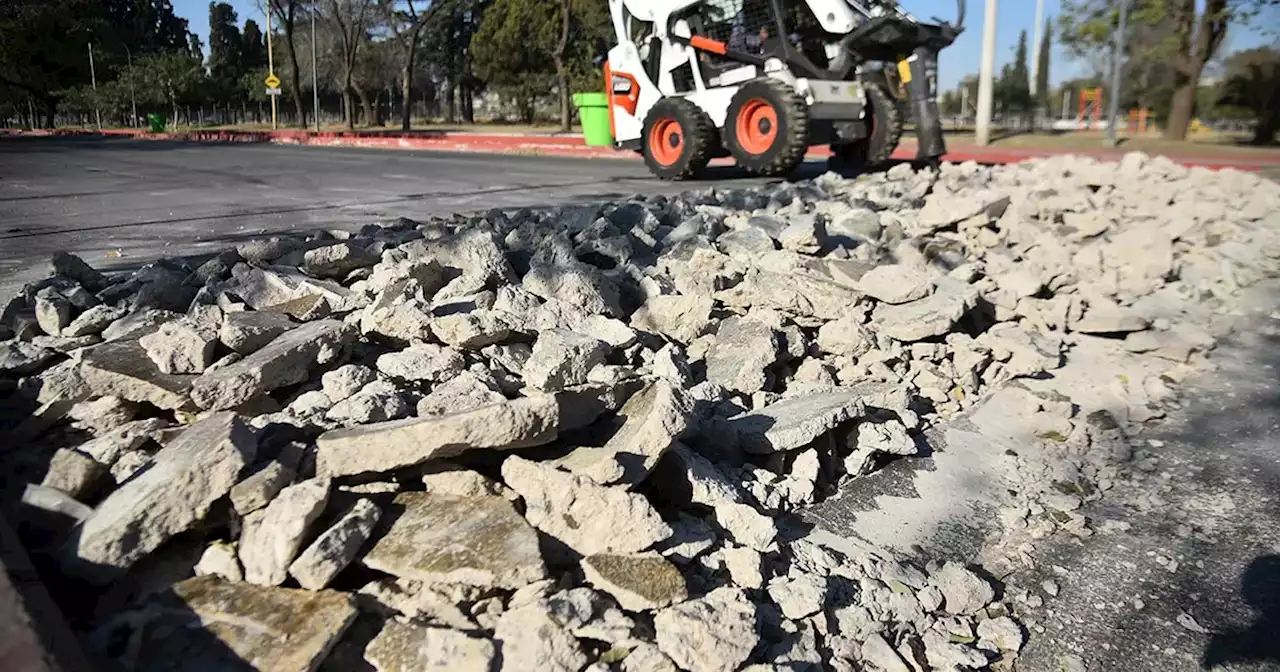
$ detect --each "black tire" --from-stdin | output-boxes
[723,78,810,177]
[641,98,715,180]
[831,80,903,167]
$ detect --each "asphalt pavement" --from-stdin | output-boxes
[0,135,790,298]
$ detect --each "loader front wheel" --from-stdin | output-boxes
[725,79,809,177]
[642,98,714,180]
[831,81,902,168]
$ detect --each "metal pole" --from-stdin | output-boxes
[975,0,998,146]
[88,43,102,131]
[266,4,278,130]
[312,10,320,132]
[1030,0,1044,98]
[126,46,137,128]
[1106,0,1129,146]
[960,84,969,124]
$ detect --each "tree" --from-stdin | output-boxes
[101,0,192,56]
[998,30,1032,113]
[382,0,444,130]
[1036,21,1052,111]
[470,0,609,124]
[1219,46,1280,143]
[132,50,205,122]
[270,0,314,127]
[1060,0,1280,140]
[208,2,244,108]
[188,33,205,62]
[0,0,104,126]
[471,0,556,123]
[242,19,267,70]
[324,0,376,128]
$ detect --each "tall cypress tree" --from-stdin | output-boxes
[1036,21,1052,111]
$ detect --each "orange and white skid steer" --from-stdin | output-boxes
[601,0,964,179]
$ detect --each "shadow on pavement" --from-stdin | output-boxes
[1203,554,1280,669]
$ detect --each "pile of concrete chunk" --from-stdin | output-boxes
[1,152,1277,672]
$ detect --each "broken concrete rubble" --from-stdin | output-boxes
[10,153,1276,672]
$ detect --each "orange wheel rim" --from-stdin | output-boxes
[736,98,778,155]
[649,117,684,166]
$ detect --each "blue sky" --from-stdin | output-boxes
[174,0,1276,92]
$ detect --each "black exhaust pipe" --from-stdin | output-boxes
[905,46,947,161]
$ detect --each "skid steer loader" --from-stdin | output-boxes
[602,0,964,179]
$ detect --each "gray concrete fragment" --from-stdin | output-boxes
[62,412,255,580]
[63,304,127,337]
[653,587,758,672]
[364,621,497,672]
[523,329,609,391]
[375,343,466,382]
[139,317,219,374]
[581,553,688,611]
[40,448,107,500]
[321,364,378,401]
[553,381,693,487]
[316,395,561,478]
[289,498,381,590]
[34,287,72,336]
[130,575,357,672]
[631,295,715,343]
[240,478,331,586]
[856,264,934,304]
[219,310,296,355]
[362,492,546,589]
[191,319,353,410]
[502,455,672,556]
[0,341,56,375]
[229,461,296,515]
[730,389,866,453]
[872,279,979,342]
[704,316,780,394]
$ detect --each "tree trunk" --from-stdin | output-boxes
[400,60,414,130]
[445,77,457,123]
[342,86,354,129]
[354,82,375,127]
[41,97,56,128]
[1164,73,1199,140]
[281,16,308,128]
[462,80,474,123]
[1254,107,1279,145]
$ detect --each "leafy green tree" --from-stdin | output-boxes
[208,2,244,107]
[1036,21,1052,111]
[0,0,104,126]
[132,51,205,122]
[242,19,267,70]
[1059,0,1280,140]
[997,30,1032,113]
[470,0,609,125]
[101,0,193,56]
[1218,46,1280,143]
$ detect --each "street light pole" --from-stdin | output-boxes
[312,10,320,132]
[88,43,102,131]
[975,0,998,146]
[1030,0,1044,99]
[1106,0,1129,146]
[266,4,278,130]
[125,45,138,128]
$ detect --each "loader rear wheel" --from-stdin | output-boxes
[725,79,809,177]
[831,81,902,167]
[642,98,714,180]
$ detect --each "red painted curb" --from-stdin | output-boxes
[3,127,1274,172]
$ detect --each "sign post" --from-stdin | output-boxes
[266,6,278,130]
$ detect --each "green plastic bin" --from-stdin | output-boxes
[573,92,613,147]
[147,113,167,133]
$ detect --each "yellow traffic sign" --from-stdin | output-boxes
[264,74,281,89]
